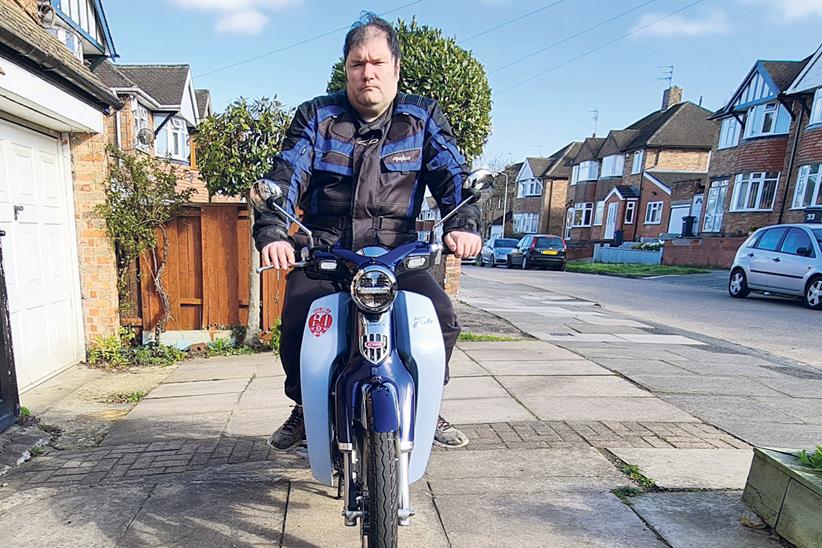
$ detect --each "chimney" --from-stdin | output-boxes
[661,85,683,110]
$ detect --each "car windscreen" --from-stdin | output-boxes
[814,229,822,246]
[534,236,563,248]
[494,239,518,248]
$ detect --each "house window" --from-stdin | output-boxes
[600,154,625,178]
[645,201,663,224]
[624,201,636,224]
[811,88,822,126]
[718,117,741,149]
[156,116,190,162]
[577,160,599,181]
[731,172,779,211]
[572,203,594,227]
[703,179,729,232]
[571,165,579,185]
[564,208,574,239]
[517,178,543,197]
[631,150,644,174]
[743,102,791,139]
[593,201,605,226]
[132,102,149,151]
[792,164,822,209]
[514,213,539,233]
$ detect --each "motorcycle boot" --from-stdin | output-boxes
[267,405,306,451]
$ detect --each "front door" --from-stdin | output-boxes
[691,194,704,234]
[604,202,618,240]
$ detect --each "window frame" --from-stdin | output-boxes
[702,179,729,233]
[631,150,644,174]
[593,201,605,226]
[600,154,625,179]
[779,227,816,257]
[571,165,579,185]
[718,117,741,149]
[624,200,636,225]
[572,202,594,227]
[578,160,599,182]
[644,201,663,225]
[518,178,543,198]
[810,88,822,126]
[753,226,788,252]
[731,172,780,212]
[792,164,822,209]
[743,101,791,139]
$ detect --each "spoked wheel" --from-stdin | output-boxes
[359,430,398,548]
[805,277,822,310]
[728,269,750,298]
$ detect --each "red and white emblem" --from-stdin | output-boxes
[308,307,333,337]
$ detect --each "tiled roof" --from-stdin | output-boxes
[645,171,708,186]
[96,63,191,107]
[763,59,811,91]
[0,2,121,109]
[544,142,582,178]
[615,185,639,199]
[626,102,716,149]
[525,157,552,178]
[573,137,606,162]
[195,89,211,118]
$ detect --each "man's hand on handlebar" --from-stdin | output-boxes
[444,231,482,259]
[261,241,296,270]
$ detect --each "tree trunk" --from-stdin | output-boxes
[244,205,262,346]
[151,225,172,342]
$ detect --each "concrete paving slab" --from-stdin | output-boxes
[102,411,231,445]
[591,359,695,376]
[754,397,822,424]
[164,360,259,383]
[282,481,448,547]
[456,340,561,351]
[581,317,654,328]
[614,334,706,345]
[711,421,822,449]
[661,395,804,425]
[609,448,753,489]
[119,480,287,546]
[224,405,293,438]
[629,491,782,548]
[479,359,612,376]
[0,484,153,546]
[672,360,785,378]
[462,346,582,361]
[538,333,627,343]
[435,492,665,548]
[254,363,285,377]
[443,377,509,400]
[447,357,490,377]
[440,397,535,423]
[235,382,294,411]
[630,375,785,397]
[664,351,779,367]
[125,392,242,416]
[519,396,699,422]
[758,377,822,398]
[499,375,653,398]
[145,378,251,399]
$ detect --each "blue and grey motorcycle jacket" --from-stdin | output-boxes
[252,91,481,253]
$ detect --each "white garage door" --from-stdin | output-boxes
[0,119,84,391]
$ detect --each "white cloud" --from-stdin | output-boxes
[216,11,269,35]
[632,9,731,37]
[739,0,822,21]
[168,0,300,36]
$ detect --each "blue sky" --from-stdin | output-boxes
[104,0,822,166]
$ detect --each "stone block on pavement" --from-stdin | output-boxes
[608,448,753,489]
[462,346,583,362]
[145,378,250,399]
[499,375,654,398]
[754,397,822,424]
[102,411,231,445]
[629,491,782,548]
[164,358,261,383]
[516,396,699,423]
[443,377,509,400]
[661,395,803,425]
[630,375,784,398]
[479,359,611,376]
[440,397,534,423]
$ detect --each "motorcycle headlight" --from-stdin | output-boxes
[351,266,397,313]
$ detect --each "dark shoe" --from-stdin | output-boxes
[267,405,305,451]
[433,415,469,448]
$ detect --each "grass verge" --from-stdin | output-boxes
[458,333,521,342]
[566,262,709,277]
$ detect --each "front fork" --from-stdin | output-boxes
[341,443,413,527]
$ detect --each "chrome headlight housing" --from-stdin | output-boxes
[351,265,397,313]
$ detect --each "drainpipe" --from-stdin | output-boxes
[777,98,804,225]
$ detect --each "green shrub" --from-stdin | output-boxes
[88,327,185,368]
[798,445,822,469]
[206,338,255,357]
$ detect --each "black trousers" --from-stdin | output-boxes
[279,269,460,404]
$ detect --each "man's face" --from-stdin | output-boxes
[345,31,400,120]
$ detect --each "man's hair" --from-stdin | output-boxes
[343,12,401,63]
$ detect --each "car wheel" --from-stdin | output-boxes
[522,256,529,270]
[804,276,822,310]
[728,268,750,298]
[559,262,566,272]
[506,257,514,269]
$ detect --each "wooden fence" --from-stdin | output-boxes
[133,204,286,335]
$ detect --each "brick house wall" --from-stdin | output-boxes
[780,99,822,225]
[70,132,120,344]
[646,149,711,172]
[633,188,671,240]
[663,236,747,268]
[540,178,568,235]
[568,181,596,242]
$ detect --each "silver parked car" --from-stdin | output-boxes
[729,223,822,309]
[478,237,519,267]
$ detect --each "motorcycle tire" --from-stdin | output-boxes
[365,431,398,548]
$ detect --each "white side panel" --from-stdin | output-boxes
[394,291,445,483]
[301,292,350,485]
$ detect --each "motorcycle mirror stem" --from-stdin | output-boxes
[251,179,315,249]
[430,168,492,237]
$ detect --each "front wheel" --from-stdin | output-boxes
[506,257,514,269]
[363,431,398,547]
[805,276,822,310]
[522,256,529,270]
[728,269,750,298]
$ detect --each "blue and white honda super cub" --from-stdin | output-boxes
[251,170,490,547]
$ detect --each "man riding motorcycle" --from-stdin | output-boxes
[252,13,482,451]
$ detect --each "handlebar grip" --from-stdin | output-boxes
[256,261,306,274]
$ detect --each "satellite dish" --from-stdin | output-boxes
[136,128,155,146]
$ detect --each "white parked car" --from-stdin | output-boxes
[728,223,822,309]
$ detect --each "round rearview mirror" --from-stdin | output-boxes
[249,179,284,211]
[465,168,494,192]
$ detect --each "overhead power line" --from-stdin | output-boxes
[489,0,658,75]
[458,0,569,44]
[496,0,706,95]
[196,0,424,79]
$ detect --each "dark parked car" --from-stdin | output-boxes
[479,237,519,267]
[728,223,822,309]
[507,234,567,270]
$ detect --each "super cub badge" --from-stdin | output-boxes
[309,307,333,337]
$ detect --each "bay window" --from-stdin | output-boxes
[792,164,822,209]
[731,172,779,211]
[743,102,791,138]
[518,178,543,197]
[576,161,599,182]
[600,154,625,178]
[811,88,822,126]
[155,115,190,162]
[703,179,729,232]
